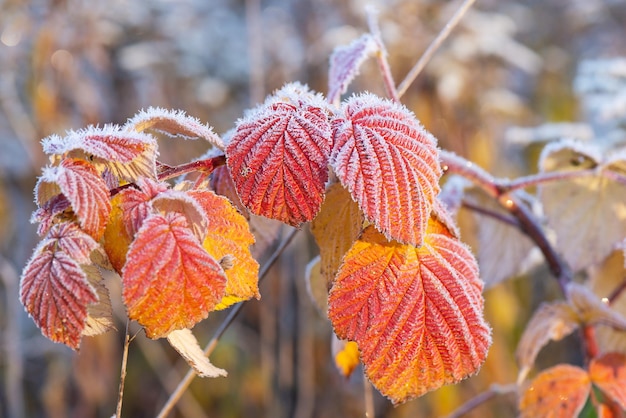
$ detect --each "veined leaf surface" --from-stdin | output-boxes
[330,94,441,247]
[589,353,626,410]
[328,218,490,404]
[20,248,98,349]
[188,190,259,310]
[519,365,591,418]
[226,82,332,226]
[327,33,379,104]
[122,212,226,338]
[36,158,111,240]
[42,125,157,182]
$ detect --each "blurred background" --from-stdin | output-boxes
[1,0,625,417]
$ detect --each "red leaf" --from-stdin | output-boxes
[42,125,157,182]
[519,364,591,418]
[328,218,491,403]
[46,222,100,264]
[118,178,168,237]
[589,353,626,409]
[122,212,227,338]
[20,249,98,349]
[31,194,71,236]
[211,165,248,218]
[226,82,332,226]
[328,34,380,104]
[330,94,442,246]
[36,158,112,240]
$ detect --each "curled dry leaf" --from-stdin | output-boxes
[516,301,579,383]
[329,217,491,404]
[82,265,115,337]
[330,94,441,247]
[122,212,226,338]
[166,328,227,378]
[226,82,332,226]
[305,255,327,315]
[519,364,591,418]
[539,140,626,271]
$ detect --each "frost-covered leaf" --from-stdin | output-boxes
[119,178,168,237]
[331,334,360,378]
[36,158,112,240]
[166,328,227,378]
[42,125,158,182]
[226,82,332,226]
[305,255,327,315]
[152,189,208,243]
[567,282,626,331]
[589,352,626,410]
[516,301,579,383]
[311,182,364,289]
[31,194,71,237]
[328,219,491,404]
[328,33,379,104]
[46,222,100,265]
[122,212,227,338]
[189,190,259,310]
[20,248,98,349]
[82,265,115,337]
[519,364,591,418]
[539,140,626,271]
[126,107,224,150]
[330,94,442,247]
[465,188,535,287]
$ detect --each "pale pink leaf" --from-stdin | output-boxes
[330,94,442,246]
[42,125,158,182]
[36,158,112,240]
[125,107,224,150]
[166,328,227,377]
[328,33,380,104]
[31,194,71,237]
[226,82,332,226]
[45,222,100,265]
[20,249,98,349]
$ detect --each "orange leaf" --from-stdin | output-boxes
[37,158,111,240]
[226,82,332,226]
[330,94,441,246]
[590,353,626,410]
[189,190,259,310]
[122,212,226,338]
[516,301,579,383]
[311,182,364,289]
[328,218,491,404]
[519,364,591,418]
[332,335,360,378]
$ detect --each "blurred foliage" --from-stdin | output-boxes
[0,0,625,417]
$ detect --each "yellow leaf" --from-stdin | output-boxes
[332,335,360,378]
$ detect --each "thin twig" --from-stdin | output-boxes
[608,278,626,305]
[157,155,226,182]
[444,383,517,418]
[366,8,400,103]
[496,169,597,193]
[116,319,131,418]
[364,377,375,418]
[442,150,572,294]
[155,228,299,418]
[397,0,476,98]
[461,199,520,228]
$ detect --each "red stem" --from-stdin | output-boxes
[157,154,226,182]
